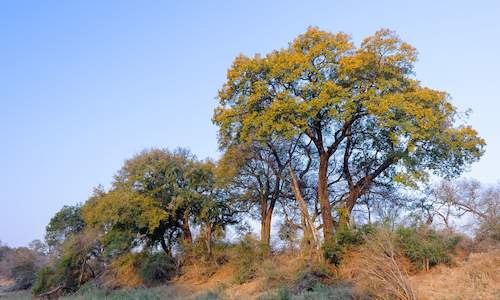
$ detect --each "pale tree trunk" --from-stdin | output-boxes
[289,165,319,252]
[205,224,213,259]
[160,236,171,256]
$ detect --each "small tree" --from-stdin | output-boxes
[45,204,85,253]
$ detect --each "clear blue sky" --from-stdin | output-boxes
[1,0,499,247]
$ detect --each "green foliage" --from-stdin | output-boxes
[321,239,343,266]
[32,266,55,295]
[32,232,100,295]
[138,253,177,285]
[259,284,356,300]
[194,290,225,300]
[58,284,182,300]
[215,27,484,178]
[293,265,334,293]
[232,235,261,284]
[82,189,167,255]
[45,204,85,251]
[396,226,460,270]
[214,27,484,239]
[336,227,367,247]
[322,225,374,265]
[259,287,292,300]
[293,284,355,300]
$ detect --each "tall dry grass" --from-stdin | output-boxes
[411,249,500,300]
[353,229,417,300]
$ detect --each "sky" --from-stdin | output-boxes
[1,0,499,247]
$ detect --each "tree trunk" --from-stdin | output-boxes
[160,236,171,256]
[261,208,273,255]
[205,224,213,259]
[343,184,366,226]
[289,165,319,251]
[182,212,192,246]
[318,153,334,240]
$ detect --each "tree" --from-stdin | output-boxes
[217,141,290,254]
[427,179,499,240]
[114,148,196,249]
[82,189,168,255]
[214,27,484,240]
[45,205,85,253]
[29,240,48,257]
[83,148,226,256]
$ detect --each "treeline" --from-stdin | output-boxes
[2,27,498,298]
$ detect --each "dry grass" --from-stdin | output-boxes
[169,252,321,299]
[338,229,417,300]
[411,249,500,300]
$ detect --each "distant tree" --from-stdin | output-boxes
[28,240,48,257]
[214,27,484,240]
[426,179,500,241]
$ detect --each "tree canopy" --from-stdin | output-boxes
[214,27,485,239]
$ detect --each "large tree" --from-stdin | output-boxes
[214,28,484,240]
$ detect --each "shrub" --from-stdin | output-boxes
[232,234,261,284]
[0,246,44,291]
[194,290,224,300]
[138,253,177,285]
[295,284,356,300]
[293,265,334,293]
[337,225,374,248]
[322,225,375,266]
[321,239,343,266]
[31,266,55,295]
[396,226,460,271]
[107,253,144,288]
[259,286,291,300]
[259,284,356,300]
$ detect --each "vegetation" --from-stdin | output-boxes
[1,27,497,300]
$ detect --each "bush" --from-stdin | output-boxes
[9,260,38,290]
[138,253,177,285]
[259,284,356,300]
[321,239,343,266]
[322,225,375,266]
[31,266,55,295]
[396,226,460,271]
[232,234,261,284]
[0,246,44,291]
[292,265,334,293]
